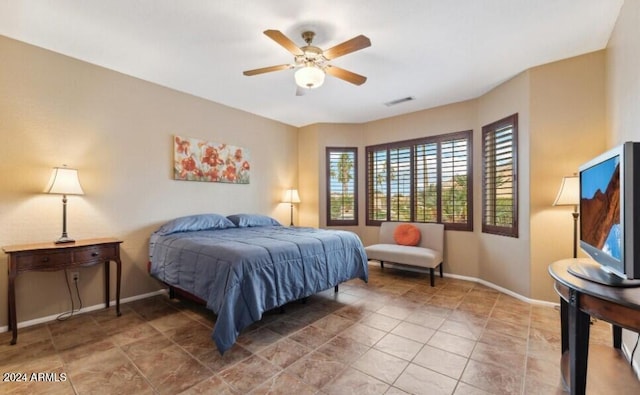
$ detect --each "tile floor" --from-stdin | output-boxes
[2,264,640,394]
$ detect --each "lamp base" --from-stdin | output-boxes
[290,203,294,227]
[55,236,76,244]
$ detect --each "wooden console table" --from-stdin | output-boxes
[3,238,123,345]
[548,258,640,395]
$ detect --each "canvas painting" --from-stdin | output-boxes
[173,135,250,183]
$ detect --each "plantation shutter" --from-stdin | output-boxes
[389,147,412,221]
[365,130,473,230]
[440,136,470,226]
[482,114,518,237]
[327,148,358,226]
[367,149,388,222]
[414,142,439,222]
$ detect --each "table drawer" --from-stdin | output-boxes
[15,251,72,271]
[74,244,116,264]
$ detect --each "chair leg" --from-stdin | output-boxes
[334,285,339,293]
[439,263,443,277]
[429,268,435,287]
[380,261,384,269]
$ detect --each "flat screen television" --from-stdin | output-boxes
[573,141,640,287]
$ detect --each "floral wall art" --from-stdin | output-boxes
[173,135,250,183]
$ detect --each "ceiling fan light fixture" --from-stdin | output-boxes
[295,65,325,89]
[244,29,370,91]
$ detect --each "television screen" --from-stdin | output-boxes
[579,155,621,272]
[577,142,640,286]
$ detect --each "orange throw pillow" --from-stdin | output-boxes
[393,224,421,246]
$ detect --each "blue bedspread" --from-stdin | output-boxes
[149,226,368,353]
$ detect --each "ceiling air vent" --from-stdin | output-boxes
[384,96,415,107]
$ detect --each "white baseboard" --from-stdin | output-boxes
[4,265,636,379]
[368,261,557,307]
[369,261,640,378]
[443,272,558,307]
[7,264,552,335]
[0,265,562,334]
[621,334,640,380]
[0,289,167,334]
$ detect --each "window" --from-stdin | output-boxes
[482,114,518,237]
[326,147,358,226]
[366,130,473,230]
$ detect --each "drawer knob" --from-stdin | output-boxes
[41,257,49,262]
[91,252,99,257]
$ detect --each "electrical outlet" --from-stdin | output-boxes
[71,272,79,282]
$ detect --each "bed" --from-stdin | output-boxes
[148,213,369,353]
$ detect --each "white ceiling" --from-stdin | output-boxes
[0,0,624,127]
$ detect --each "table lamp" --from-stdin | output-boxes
[553,175,580,258]
[45,166,84,243]
[282,189,301,226]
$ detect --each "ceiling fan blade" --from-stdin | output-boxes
[323,35,371,60]
[243,64,293,76]
[264,30,304,56]
[325,65,367,86]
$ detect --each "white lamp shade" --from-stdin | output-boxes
[282,189,301,204]
[553,175,579,206]
[294,65,325,89]
[45,167,84,195]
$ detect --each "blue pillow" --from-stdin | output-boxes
[226,214,282,228]
[155,214,236,235]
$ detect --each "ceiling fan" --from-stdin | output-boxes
[243,30,371,92]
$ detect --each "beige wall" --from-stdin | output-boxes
[0,36,298,326]
[528,51,607,301]
[608,0,640,145]
[297,124,320,228]
[606,0,640,372]
[476,71,531,296]
[298,123,365,234]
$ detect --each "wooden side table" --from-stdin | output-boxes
[549,258,640,395]
[3,237,123,345]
